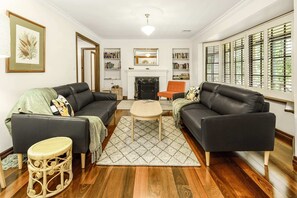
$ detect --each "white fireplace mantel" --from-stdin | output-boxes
[126,69,169,99]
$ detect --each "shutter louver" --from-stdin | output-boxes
[248,32,264,88]
[205,46,219,82]
[223,43,231,84]
[268,22,292,92]
[233,38,244,85]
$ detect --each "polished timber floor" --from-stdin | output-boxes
[0,110,296,198]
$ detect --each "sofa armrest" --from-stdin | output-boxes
[11,114,90,154]
[93,92,117,101]
[201,112,276,152]
[173,92,185,100]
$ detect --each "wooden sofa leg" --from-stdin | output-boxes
[0,159,6,188]
[18,154,23,169]
[205,152,210,166]
[264,151,270,166]
[81,153,86,169]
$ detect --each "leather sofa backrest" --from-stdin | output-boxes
[199,82,220,109]
[68,83,94,111]
[53,85,78,112]
[209,84,265,115]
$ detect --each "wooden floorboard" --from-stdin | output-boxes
[1,109,297,198]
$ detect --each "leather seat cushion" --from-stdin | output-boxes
[181,108,219,143]
[181,103,209,111]
[75,101,117,124]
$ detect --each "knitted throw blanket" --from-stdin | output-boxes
[78,116,107,163]
[172,98,195,128]
[5,88,57,134]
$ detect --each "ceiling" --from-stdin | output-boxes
[46,0,241,39]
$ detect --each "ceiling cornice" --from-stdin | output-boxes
[38,0,103,41]
[190,0,249,41]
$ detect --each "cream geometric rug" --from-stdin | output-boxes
[97,116,200,166]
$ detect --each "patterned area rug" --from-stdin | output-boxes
[97,116,200,166]
[2,154,27,170]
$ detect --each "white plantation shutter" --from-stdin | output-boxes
[233,38,244,85]
[223,43,231,84]
[268,22,292,92]
[248,32,264,88]
[205,46,219,82]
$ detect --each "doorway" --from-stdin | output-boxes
[76,32,100,91]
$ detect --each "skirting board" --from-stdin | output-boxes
[0,147,13,159]
[275,129,294,146]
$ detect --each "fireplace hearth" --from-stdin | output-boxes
[135,77,159,100]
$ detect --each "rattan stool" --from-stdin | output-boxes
[27,137,73,197]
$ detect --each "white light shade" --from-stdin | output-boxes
[141,25,155,36]
[0,12,10,58]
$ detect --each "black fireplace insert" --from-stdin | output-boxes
[134,77,159,100]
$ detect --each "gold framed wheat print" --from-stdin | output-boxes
[6,12,45,72]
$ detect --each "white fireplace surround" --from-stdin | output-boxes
[126,69,169,99]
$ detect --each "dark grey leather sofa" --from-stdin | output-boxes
[178,82,276,166]
[11,82,117,169]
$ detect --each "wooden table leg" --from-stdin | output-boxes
[131,116,134,141]
[0,160,6,188]
[159,115,162,141]
[114,110,117,125]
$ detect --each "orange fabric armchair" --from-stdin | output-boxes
[157,81,186,100]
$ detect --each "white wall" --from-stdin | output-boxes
[268,101,295,136]
[0,0,102,152]
[77,39,96,86]
[101,39,193,96]
[83,50,95,91]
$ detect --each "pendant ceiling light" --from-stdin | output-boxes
[141,14,155,36]
[0,11,10,58]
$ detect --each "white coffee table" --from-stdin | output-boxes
[130,100,163,141]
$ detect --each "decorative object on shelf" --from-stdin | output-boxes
[141,14,155,36]
[173,52,189,59]
[134,48,158,66]
[6,12,45,73]
[105,62,115,69]
[104,48,121,80]
[0,10,10,58]
[104,51,120,59]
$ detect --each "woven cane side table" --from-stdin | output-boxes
[27,137,73,197]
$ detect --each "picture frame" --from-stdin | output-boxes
[6,11,46,73]
[134,48,158,66]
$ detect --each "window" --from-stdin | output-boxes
[268,22,292,92]
[205,45,219,82]
[223,43,231,83]
[248,32,264,88]
[233,38,244,85]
